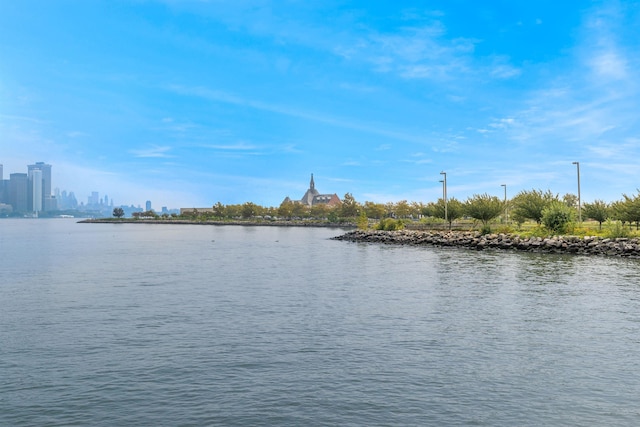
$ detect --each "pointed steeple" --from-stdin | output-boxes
[310,173,315,191]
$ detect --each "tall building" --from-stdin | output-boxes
[29,169,43,213]
[89,191,100,206]
[28,162,52,211]
[145,200,152,211]
[9,173,28,212]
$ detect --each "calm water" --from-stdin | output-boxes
[1,219,640,426]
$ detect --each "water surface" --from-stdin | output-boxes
[1,219,639,426]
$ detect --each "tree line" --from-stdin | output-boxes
[114,189,640,234]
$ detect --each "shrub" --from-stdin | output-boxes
[606,220,631,239]
[542,201,575,234]
[480,224,492,235]
[356,212,369,230]
[376,218,405,231]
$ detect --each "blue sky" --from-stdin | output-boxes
[1,1,639,208]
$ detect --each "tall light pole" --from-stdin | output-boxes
[501,184,507,223]
[572,161,581,223]
[440,171,447,225]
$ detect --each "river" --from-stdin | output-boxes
[1,219,639,426]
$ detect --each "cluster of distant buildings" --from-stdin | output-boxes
[0,162,58,215]
[0,161,115,217]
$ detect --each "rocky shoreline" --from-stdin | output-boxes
[332,229,640,258]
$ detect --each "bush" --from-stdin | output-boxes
[356,212,369,230]
[376,218,405,231]
[606,220,631,238]
[542,201,575,234]
[480,224,492,235]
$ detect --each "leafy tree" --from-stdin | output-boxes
[363,201,386,220]
[278,200,294,219]
[621,191,640,230]
[291,202,309,218]
[310,203,328,219]
[431,197,464,229]
[212,202,226,218]
[511,189,558,225]
[225,204,242,218]
[422,201,439,218]
[411,202,425,218]
[340,193,360,217]
[541,201,575,234]
[394,200,412,218]
[327,209,339,223]
[241,202,258,219]
[112,207,125,218]
[562,193,579,209]
[583,200,610,230]
[464,194,504,227]
[610,200,631,226]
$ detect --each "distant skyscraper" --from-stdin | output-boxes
[30,169,43,213]
[9,173,28,212]
[146,200,152,211]
[28,162,52,211]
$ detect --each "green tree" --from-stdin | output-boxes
[541,201,575,234]
[432,197,464,229]
[363,201,386,220]
[610,200,630,226]
[340,193,360,217]
[327,209,339,223]
[310,203,328,219]
[464,194,504,228]
[621,191,640,230]
[394,200,412,219]
[112,207,125,218]
[583,200,610,230]
[278,200,294,219]
[212,202,226,218]
[511,189,558,225]
[291,202,309,218]
[241,202,258,219]
[562,193,579,209]
[225,204,242,218]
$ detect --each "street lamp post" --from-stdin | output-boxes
[501,184,507,223]
[572,161,581,223]
[440,171,447,225]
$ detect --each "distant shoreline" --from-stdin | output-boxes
[77,218,355,228]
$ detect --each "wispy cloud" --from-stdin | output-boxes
[130,146,174,158]
[203,142,258,151]
[167,85,431,144]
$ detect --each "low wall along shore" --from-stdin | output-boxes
[332,229,640,258]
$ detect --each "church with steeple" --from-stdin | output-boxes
[282,174,341,207]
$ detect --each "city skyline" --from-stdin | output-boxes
[0,161,167,215]
[2,1,639,207]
